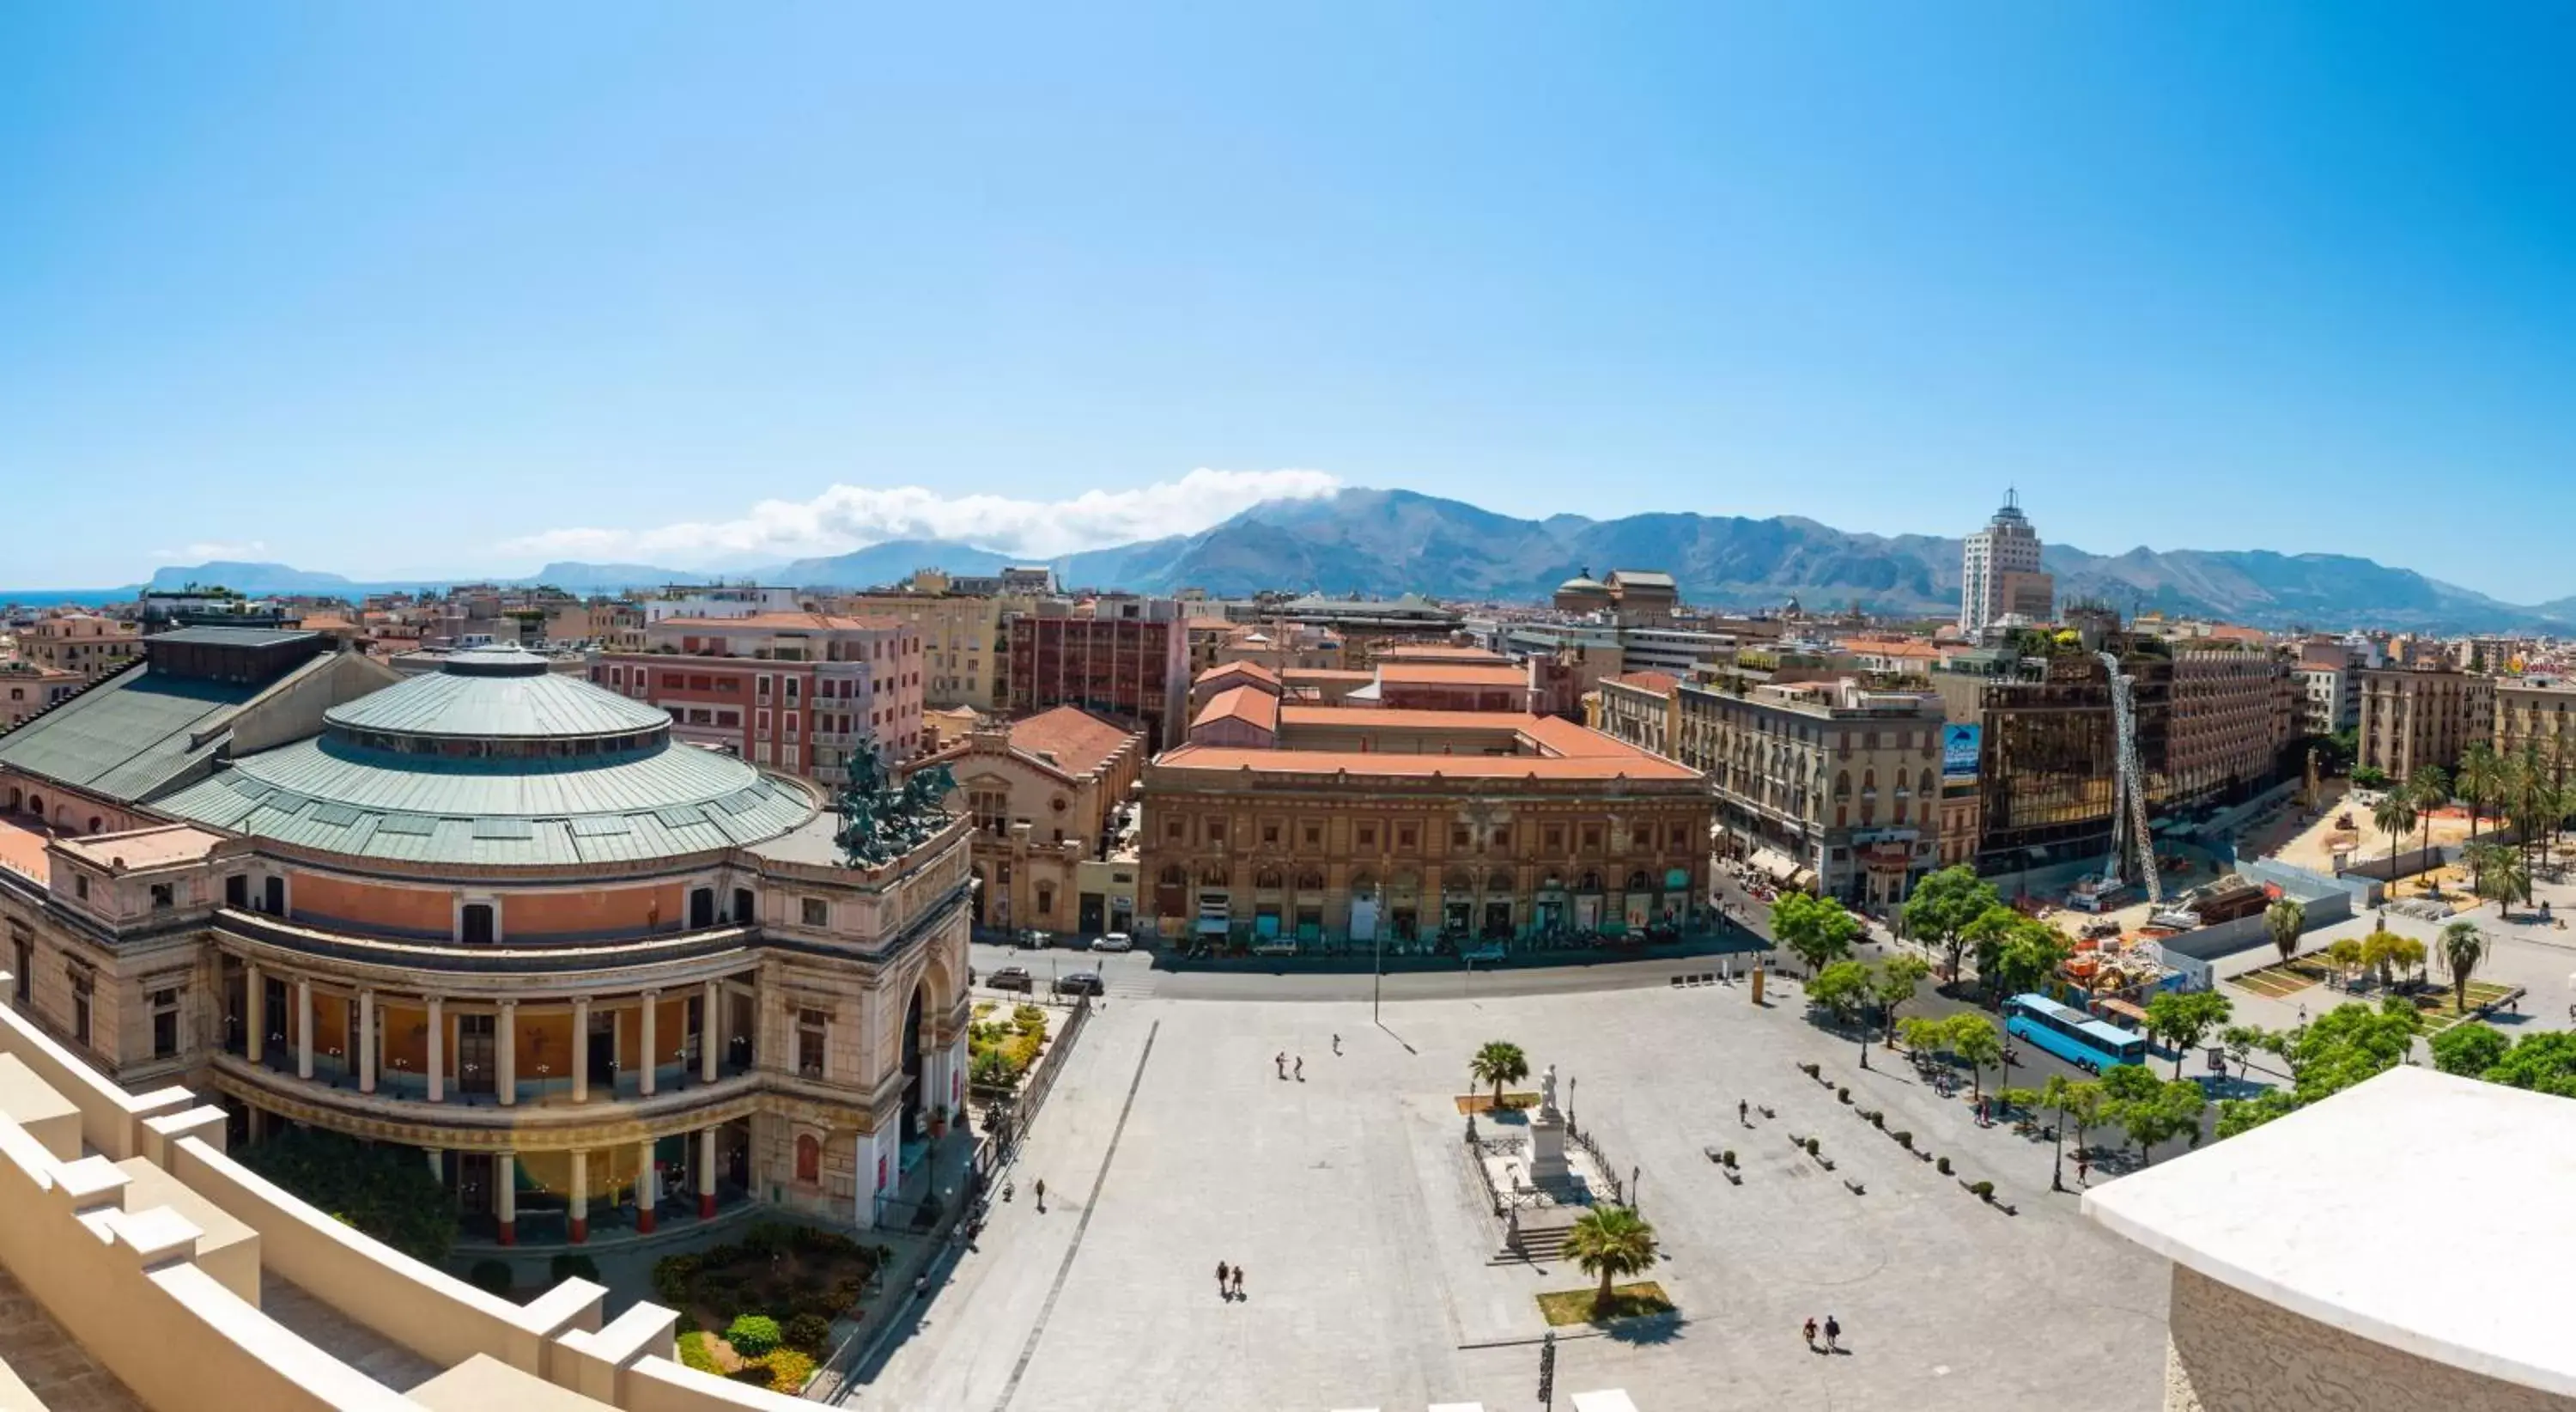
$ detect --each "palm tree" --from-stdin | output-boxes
[2458,743,2503,843]
[1562,1205,1660,1313]
[1469,1041,1529,1111]
[2439,922,2486,1016]
[2263,898,2305,965]
[2407,766,2451,892]
[2372,791,2417,886]
[2463,839,2526,914]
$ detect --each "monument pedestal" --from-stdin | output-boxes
[1528,1109,1571,1186]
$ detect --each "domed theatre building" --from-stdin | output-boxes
[0,633,969,1246]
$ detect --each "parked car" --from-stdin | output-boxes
[1462,942,1507,963]
[1250,940,1298,957]
[1019,929,1055,950]
[1053,971,1105,996]
[1089,932,1134,952]
[987,966,1034,993]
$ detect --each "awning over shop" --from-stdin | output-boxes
[1748,847,1801,882]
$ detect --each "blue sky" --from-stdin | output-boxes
[3,3,2572,596]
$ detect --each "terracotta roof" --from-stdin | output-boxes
[1186,617,1240,632]
[0,818,50,886]
[1195,660,1282,691]
[1376,644,1510,663]
[1006,705,1139,779]
[1153,743,1699,782]
[1192,685,1281,734]
[52,824,226,871]
[1842,637,1940,659]
[1605,671,1680,697]
[657,612,906,632]
[1376,663,1528,687]
[1282,668,1373,684]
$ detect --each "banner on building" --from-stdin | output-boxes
[1942,723,1982,779]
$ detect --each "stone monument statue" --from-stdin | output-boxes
[1528,1062,1571,1186]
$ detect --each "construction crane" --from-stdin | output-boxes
[2098,650,2163,904]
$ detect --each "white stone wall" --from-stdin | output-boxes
[2165,1264,2576,1412]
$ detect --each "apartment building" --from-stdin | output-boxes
[2167,648,2294,800]
[593,612,923,782]
[2358,666,2493,781]
[17,613,140,679]
[1005,613,1189,752]
[826,588,1027,713]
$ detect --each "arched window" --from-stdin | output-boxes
[1199,866,1229,887]
[1296,867,1325,892]
[1035,886,1054,916]
[1625,869,1651,892]
[87,816,101,834]
[1486,867,1514,892]
[1254,867,1285,891]
[1834,772,1850,800]
[1349,871,1378,898]
[794,1133,821,1184]
[1159,864,1186,887]
[1862,770,1877,794]
[1577,870,1604,892]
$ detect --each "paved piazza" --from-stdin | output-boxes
[846,974,2169,1411]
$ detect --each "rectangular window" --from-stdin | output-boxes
[785,712,799,738]
[785,677,799,702]
[1303,825,1321,848]
[758,675,774,698]
[72,989,90,1047]
[1398,825,1418,850]
[1206,819,1225,844]
[1451,825,1470,849]
[1492,826,1511,850]
[798,1008,827,1077]
[151,988,179,1059]
[1262,822,1279,845]
[801,898,829,927]
[1358,825,1376,849]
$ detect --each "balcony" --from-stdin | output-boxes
[209,1049,763,1138]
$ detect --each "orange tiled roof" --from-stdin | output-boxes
[1376,662,1527,686]
[657,612,906,632]
[0,819,52,886]
[1194,660,1282,690]
[1185,617,1240,632]
[1282,668,1374,684]
[1605,670,1680,696]
[1154,740,1699,782]
[1375,644,1510,663]
[1192,685,1281,734]
[1006,705,1140,779]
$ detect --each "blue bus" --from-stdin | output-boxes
[2004,993,2149,1073]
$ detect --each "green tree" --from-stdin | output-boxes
[2463,840,2525,915]
[2437,921,2487,1016]
[2219,1024,2263,1080]
[1897,1014,1950,1060]
[2279,1000,2420,1105]
[1871,953,1931,1046]
[2143,989,2234,1080]
[2324,936,2366,988]
[1990,922,2070,1001]
[2483,1031,2576,1099]
[2215,1089,2299,1139]
[2407,765,2451,885]
[236,1126,458,1263]
[2360,928,2421,992]
[2429,1021,2508,1077]
[1771,892,1861,977]
[2351,764,2389,789]
[2458,741,2504,842]
[2263,898,2306,966]
[2059,1076,2109,1159]
[1807,960,1874,1055]
[1469,1041,1530,1111]
[2371,790,2417,881]
[1945,1013,2004,1103]
[1962,904,2026,1003]
[1562,1205,1660,1312]
[1901,865,2000,986]
[2100,1063,2205,1166]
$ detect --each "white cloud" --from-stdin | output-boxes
[150,540,269,562]
[502,468,1344,566]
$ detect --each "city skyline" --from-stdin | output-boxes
[6,5,2573,594]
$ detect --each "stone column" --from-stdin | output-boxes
[246,963,265,1064]
[698,1127,718,1219]
[636,1139,659,1233]
[357,989,377,1094]
[639,991,659,1097]
[701,980,722,1081]
[495,1149,516,1245]
[425,1147,441,1183]
[427,995,445,1103]
[295,977,313,1079]
[496,1000,517,1106]
[569,1149,589,1244]
[571,996,590,1103]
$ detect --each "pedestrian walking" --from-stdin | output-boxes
[1275,1051,1286,1080]
[1738,1099,1749,1126]
[1215,1262,1230,1299]
[1824,1315,1841,1352]
[2076,1154,2091,1187]
[1033,1177,1047,1212]
[1802,1317,1818,1351]
[1332,1033,1342,1055]
[1232,1265,1246,1299]
[1294,1056,1305,1081]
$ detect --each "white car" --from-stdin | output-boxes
[1089,932,1134,952]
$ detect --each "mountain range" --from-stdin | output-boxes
[27,490,2571,632]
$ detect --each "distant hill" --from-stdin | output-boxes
[775,539,1015,588]
[45,489,2573,632]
